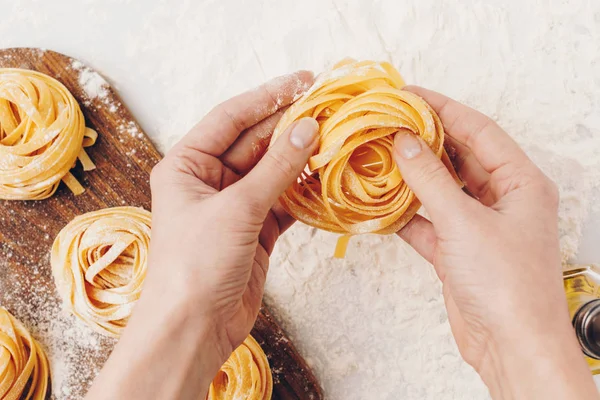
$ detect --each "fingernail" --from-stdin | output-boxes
[289,118,319,149]
[395,133,422,159]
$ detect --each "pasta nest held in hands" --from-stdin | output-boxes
[0,307,50,400]
[207,335,273,400]
[0,68,97,200]
[51,206,151,337]
[270,59,460,239]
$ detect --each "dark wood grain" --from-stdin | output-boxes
[0,48,322,400]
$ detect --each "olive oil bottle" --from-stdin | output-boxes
[563,265,600,374]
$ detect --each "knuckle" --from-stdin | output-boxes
[542,177,560,207]
[163,146,218,182]
[527,170,560,207]
[418,159,450,186]
[218,103,246,132]
[150,160,169,188]
[169,147,196,174]
[261,85,280,112]
[265,151,296,178]
[466,116,498,148]
[234,191,267,221]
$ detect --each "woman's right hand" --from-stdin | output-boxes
[394,87,599,399]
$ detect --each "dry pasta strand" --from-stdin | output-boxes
[0,68,97,200]
[51,206,151,337]
[207,335,273,400]
[270,59,462,256]
[0,307,50,400]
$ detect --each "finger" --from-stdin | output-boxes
[220,109,285,175]
[404,86,531,174]
[242,244,269,319]
[272,202,295,234]
[393,132,472,226]
[233,118,319,215]
[445,136,495,205]
[396,214,436,263]
[175,70,314,157]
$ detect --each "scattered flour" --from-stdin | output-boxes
[0,240,114,399]
[2,1,600,399]
[71,60,109,101]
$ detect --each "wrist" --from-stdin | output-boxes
[135,279,232,361]
[478,316,597,400]
[98,286,229,400]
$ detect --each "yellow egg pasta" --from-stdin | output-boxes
[0,68,97,200]
[0,308,50,400]
[51,206,151,337]
[207,335,273,400]
[270,59,461,256]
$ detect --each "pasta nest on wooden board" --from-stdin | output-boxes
[207,335,273,400]
[0,68,96,200]
[51,206,151,337]
[0,307,50,400]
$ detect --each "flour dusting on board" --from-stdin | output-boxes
[71,60,108,101]
[0,241,113,399]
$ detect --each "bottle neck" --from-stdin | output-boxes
[573,299,600,359]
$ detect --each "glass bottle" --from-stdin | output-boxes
[563,265,600,374]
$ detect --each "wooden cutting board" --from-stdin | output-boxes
[0,48,322,400]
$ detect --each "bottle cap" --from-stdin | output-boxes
[573,299,600,359]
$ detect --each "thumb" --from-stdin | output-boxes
[234,117,319,214]
[393,132,467,224]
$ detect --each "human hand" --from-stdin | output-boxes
[394,87,598,399]
[86,72,319,400]
[147,71,318,355]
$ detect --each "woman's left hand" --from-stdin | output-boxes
[87,71,318,400]
[148,70,318,355]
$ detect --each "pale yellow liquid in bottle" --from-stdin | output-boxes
[563,266,600,374]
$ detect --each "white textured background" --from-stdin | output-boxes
[2,0,600,398]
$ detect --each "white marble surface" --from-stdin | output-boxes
[2,0,600,398]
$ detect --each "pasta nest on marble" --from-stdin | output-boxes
[51,206,151,337]
[207,335,272,400]
[0,68,96,200]
[0,307,50,400]
[270,59,460,237]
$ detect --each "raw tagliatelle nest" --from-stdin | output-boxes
[270,59,461,256]
[50,206,151,337]
[0,68,97,200]
[0,307,50,400]
[207,335,272,400]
